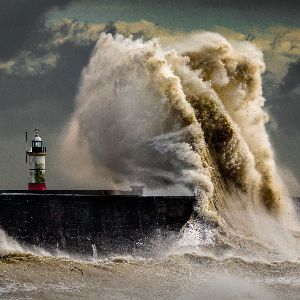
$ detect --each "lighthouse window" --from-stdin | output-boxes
[33,141,42,147]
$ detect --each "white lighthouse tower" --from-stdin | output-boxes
[26,129,47,190]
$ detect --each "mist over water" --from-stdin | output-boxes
[1,32,300,299]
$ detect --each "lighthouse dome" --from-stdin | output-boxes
[33,135,42,142]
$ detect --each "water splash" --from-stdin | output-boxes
[92,244,98,261]
[0,229,24,256]
[61,33,279,212]
[60,32,300,257]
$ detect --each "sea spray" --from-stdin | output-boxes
[0,229,24,256]
[174,33,284,211]
[92,244,98,261]
[60,32,299,256]
[0,229,52,258]
[61,34,214,200]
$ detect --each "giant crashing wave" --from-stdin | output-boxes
[60,32,300,258]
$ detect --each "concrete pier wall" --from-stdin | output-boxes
[0,191,195,255]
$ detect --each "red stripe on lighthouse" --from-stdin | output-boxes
[28,183,46,190]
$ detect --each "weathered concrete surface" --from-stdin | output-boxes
[0,191,195,255]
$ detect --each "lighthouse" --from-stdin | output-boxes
[26,129,47,190]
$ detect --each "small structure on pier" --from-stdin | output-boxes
[26,129,46,190]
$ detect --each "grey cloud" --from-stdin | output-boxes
[184,0,300,9]
[265,60,300,190]
[0,19,104,76]
[269,61,300,136]
[0,43,94,134]
[0,0,72,60]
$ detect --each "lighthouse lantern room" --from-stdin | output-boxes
[26,129,47,190]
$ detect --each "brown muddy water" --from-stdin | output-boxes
[0,232,299,300]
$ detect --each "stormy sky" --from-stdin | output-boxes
[0,0,299,193]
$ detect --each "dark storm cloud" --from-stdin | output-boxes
[265,60,300,185]
[276,61,300,95]
[191,0,300,8]
[269,61,300,136]
[0,42,94,137]
[0,0,72,60]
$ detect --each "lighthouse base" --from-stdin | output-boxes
[28,183,46,191]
